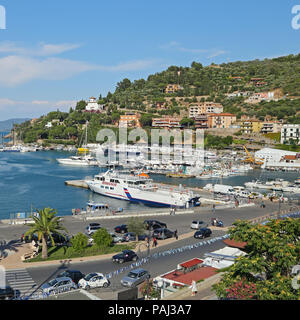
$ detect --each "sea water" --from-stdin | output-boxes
[0,149,298,220]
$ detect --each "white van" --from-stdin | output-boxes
[213,184,235,195]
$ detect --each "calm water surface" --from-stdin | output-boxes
[0,149,299,220]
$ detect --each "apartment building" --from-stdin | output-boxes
[194,114,209,129]
[189,102,224,118]
[281,124,300,144]
[240,120,263,134]
[207,113,237,129]
[260,122,283,134]
[119,112,141,128]
[152,117,183,129]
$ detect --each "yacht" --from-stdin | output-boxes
[85,170,200,208]
[57,155,99,166]
[57,121,99,167]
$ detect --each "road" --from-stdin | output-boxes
[6,201,288,299]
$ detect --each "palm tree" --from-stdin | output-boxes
[24,208,67,259]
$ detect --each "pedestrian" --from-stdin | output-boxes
[212,204,216,215]
[174,230,178,240]
[191,280,197,297]
[153,237,157,248]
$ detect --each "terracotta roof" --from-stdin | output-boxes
[284,155,297,160]
[180,258,203,269]
[162,267,218,286]
[223,239,247,249]
[208,113,236,117]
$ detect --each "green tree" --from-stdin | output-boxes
[71,233,89,252]
[92,229,113,248]
[213,218,300,300]
[127,218,145,240]
[76,100,87,111]
[25,208,67,259]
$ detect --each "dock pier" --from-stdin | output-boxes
[65,180,89,189]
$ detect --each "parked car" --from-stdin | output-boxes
[109,232,124,243]
[121,268,150,287]
[152,228,174,240]
[20,233,39,243]
[41,277,77,295]
[86,224,101,236]
[0,286,17,300]
[190,220,204,230]
[114,224,128,234]
[122,232,137,242]
[112,250,138,264]
[194,228,212,239]
[50,233,70,245]
[78,273,110,290]
[144,220,167,230]
[57,270,85,284]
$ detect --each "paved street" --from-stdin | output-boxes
[0,201,294,300]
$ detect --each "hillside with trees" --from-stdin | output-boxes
[15,53,300,144]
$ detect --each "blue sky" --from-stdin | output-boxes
[0,0,299,120]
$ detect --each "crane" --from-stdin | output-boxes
[242,145,264,165]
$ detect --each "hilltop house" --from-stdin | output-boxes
[84,97,105,113]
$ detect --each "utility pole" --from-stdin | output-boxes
[146,226,151,299]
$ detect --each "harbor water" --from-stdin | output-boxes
[0,149,299,220]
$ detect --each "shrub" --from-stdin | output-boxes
[92,229,113,248]
[71,233,89,252]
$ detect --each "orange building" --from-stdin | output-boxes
[119,112,141,128]
[207,113,237,129]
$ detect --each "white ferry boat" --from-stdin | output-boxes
[85,170,200,208]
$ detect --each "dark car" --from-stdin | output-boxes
[58,270,85,284]
[21,233,39,243]
[194,228,212,239]
[122,232,137,242]
[122,233,148,242]
[114,224,128,234]
[0,286,18,300]
[144,220,167,230]
[112,250,138,264]
[47,233,69,246]
[152,228,174,240]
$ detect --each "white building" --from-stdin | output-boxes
[45,122,53,128]
[255,148,297,164]
[281,124,300,144]
[189,102,223,118]
[85,97,104,112]
[202,247,246,269]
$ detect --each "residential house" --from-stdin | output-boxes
[194,114,209,129]
[207,113,237,129]
[189,102,224,118]
[281,124,300,144]
[240,119,263,134]
[85,97,104,113]
[246,92,275,104]
[152,116,183,129]
[119,112,141,128]
[260,122,283,134]
[165,84,183,94]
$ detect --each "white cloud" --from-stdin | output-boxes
[0,55,159,87]
[207,50,228,59]
[0,42,81,56]
[0,98,77,120]
[161,41,228,57]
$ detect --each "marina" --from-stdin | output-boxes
[1,146,300,222]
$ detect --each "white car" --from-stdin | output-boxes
[190,220,204,230]
[78,273,110,290]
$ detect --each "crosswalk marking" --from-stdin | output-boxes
[5,269,38,298]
